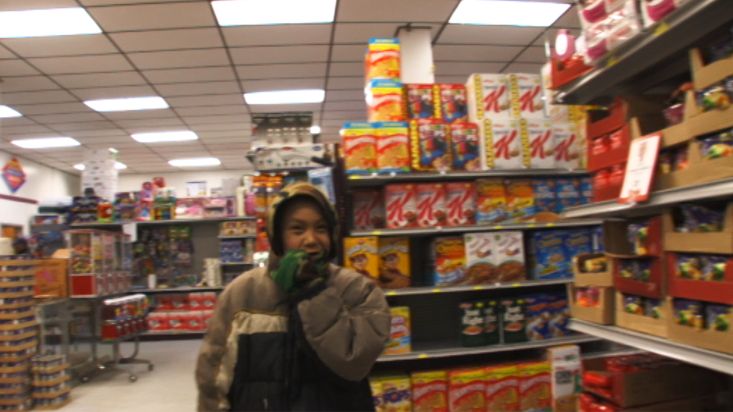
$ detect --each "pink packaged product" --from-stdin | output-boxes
[577,0,628,27]
[445,182,476,226]
[169,294,189,311]
[200,292,217,310]
[184,311,206,331]
[352,189,386,230]
[641,0,689,27]
[385,184,418,229]
[527,119,555,169]
[582,0,642,64]
[147,312,170,332]
[188,293,203,310]
[168,312,186,331]
[415,183,447,227]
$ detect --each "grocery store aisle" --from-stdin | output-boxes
[61,339,201,412]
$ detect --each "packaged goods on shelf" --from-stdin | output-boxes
[479,118,529,170]
[34,259,68,299]
[518,361,552,412]
[367,79,406,122]
[484,364,519,412]
[405,83,438,120]
[133,226,193,287]
[448,122,481,171]
[377,237,411,289]
[464,233,495,284]
[431,236,466,286]
[530,229,594,280]
[375,122,411,174]
[343,237,379,280]
[578,0,642,64]
[436,84,468,123]
[505,179,535,222]
[555,178,581,213]
[307,167,336,204]
[70,193,101,224]
[459,300,500,347]
[466,73,512,122]
[219,220,256,237]
[493,231,527,282]
[370,374,411,412]
[174,198,205,220]
[553,123,582,170]
[352,189,385,230]
[527,118,556,169]
[546,345,582,412]
[444,182,476,226]
[501,297,527,344]
[67,230,132,297]
[410,370,448,412]
[569,285,615,326]
[448,368,486,412]
[100,294,148,341]
[475,178,507,224]
[669,297,732,354]
[409,119,451,171]
[509,74,545,120]
[532,178,558,217]
[365,38,400,83]
[385,184,418,228]
[525,292,571,341]
[384,307,411,356]
[31,353,71,410]
[415,183,447,227]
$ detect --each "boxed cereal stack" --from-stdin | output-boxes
[343,237,379,281]
[411,370,448,412]
[377,237,411,289]
[370,375,411,412]
[448,368,486,412]
[31,354,71,410]
[383,307,411,356]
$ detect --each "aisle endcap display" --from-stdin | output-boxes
[568,285,614,326]
[614,292,669,338]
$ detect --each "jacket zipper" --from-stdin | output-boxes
[263,397,269,410]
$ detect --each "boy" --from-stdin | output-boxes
[196,182,390,411]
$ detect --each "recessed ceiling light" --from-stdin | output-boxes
[84,96,169,112]
[131,131,199,144]
[0,105,22,118]
[74,161,127,171]
[310,125,321,135]
[11,137,80,149]
[244,89,325,105]
[212,0,337,26]
[449,0,570,27]
[169,157,221,168]
[0,7,101,38]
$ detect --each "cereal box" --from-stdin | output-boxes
[510,74,544,120]
[385,184,418,228]
[343,236,379,280]
[493,231,526,282]
[553,123,581,170]
[464,233,496,284]
[531,179,558,217]
[518,362,552,412]
[529,230,570,280]
[505,179,536,222]
[466,74,512,122]
[341,122,377,175]
[475,178,507,224]
[448,368,486,412]
[563,229,593,263]
[445,182,476,226]
[546,345,582,412]
[378,237,411,289]
[410,119,451,171]
[555,178,581,213]
[579,177,593,205]
[405,83,438,119]
[460,301,490,346]
[411,370,448,412]
[384,307,411,356]
[432,236,466,286]
[352,189,385,230]
[449,122,481,171]
[527,119,555,169]
[370,377,386,412]
[367,79,406,122]
[375,121,411,174]
[366,38,401,82]
[416,183,447,227]
[381,375,412,412]
[437,83,468,123]
[481,118,529,170]
[525,294,552,341]
[485,365,520,412]
[501,298,528,343]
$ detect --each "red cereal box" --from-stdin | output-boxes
[410,119,451,171]
[449,122,481,171]
[519,362,552,412]
[485,365,520,412]
[415,183,447,227]
[385,184,418,229]
[411,370,448,412]
[352,189,385,230]
[448,368,486,412]
[405,84,438,119]
[445,182,476,226]
[437,84,468,123]
[527,119,555,169]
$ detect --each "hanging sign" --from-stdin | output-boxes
[619,133,662,204]
[2,157,26,193]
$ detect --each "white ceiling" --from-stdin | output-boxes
[0,0,579,174]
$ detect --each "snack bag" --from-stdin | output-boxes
[416,183,447,227]
[505,179,536,222]
[481,118,529,170]
[378,237,411,289]
[518,362,552,412]
[527,119,555,169]
[365,38,401,82]
[437,83,468,123]
[464,233,496,284]
[367,79,406,122]
[445,182,476,226]
[432,236,466,286]
[510,73,544,119]
[466,74,511,122]
[341,122,377,175]
[448,368,486,412]
[706,304,731,332]
[381,375,412,412]
[485,365,520,412]
[405,83,438,119]
[410,119,451,171]
[385,184,418,228]
[411,370,448,412]
[375,121,411,174]
[531,179,558,217]
[343,236,379,280]
[475,178,507,224]
[553,123,581,170]
[493,231,526,282]
[352,189,385,230]
[449,122,481,171]
[501,298,528,343]
[384,307,412,355]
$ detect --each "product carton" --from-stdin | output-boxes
[375,121,410,174]
[475,178,507,224]
[485,364,519,412]
[377,237,411,289]
[510,73,545,119]
[343,237,379,280]
[527,118,555,169]
[384,307,411,355]
[479,118,529,170]
[385,184,418,228]
[466,73,511,122]
[567,284,615,325]
[518,361,552,412]
[444,182,476,226]
[367,79,405,122]
[546,345,582,412]
[432,236,466,286]
[352,189,385,230]
[341,122,377,175]
[448,368,486,412]
[415,183,447,227]
[411,370,448,412]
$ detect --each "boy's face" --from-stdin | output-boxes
[280,198,330,258]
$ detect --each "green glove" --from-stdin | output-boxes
[271,250,328,294]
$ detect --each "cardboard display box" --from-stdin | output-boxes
[666,253,733,305]
[568,284,614,325]
[34,259,68,299]
[663,204,733,254]
[613,257,665,299]
[614,292,668,338]
[573,253,614,287]
[603,217,663,258]
[690,47,733,91]
[667,302,733,355]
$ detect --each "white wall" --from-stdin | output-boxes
[0,151,80,234]
[117,170,249,196]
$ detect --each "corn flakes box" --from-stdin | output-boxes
[405,83,438,119]
[381,374,412,412]
[485,365,520,412]
[341,122,377,175]
[448,368,486,412]
[378,237,411,289]
[464,233,496,284]
[365,38,401,82]
[343,236,379,280]
[416,183,447,227]
[437,83,468,123]
[505,179,536,222]
[475,178,507,224]
[466,74,512,122]
[384,307,411,356]
[368,79,406,122]
[411,370,448,412]
[352,189,385,230]
[385,184,418,228]
[480,118,529,170]
[449,122,481,171]
[493,231,526,282]
[553,123,581,170]
[370,376,386,412]
[529,230,570,280]
[445,182,476,226]
[510,74,544,120]
[527,118,555,169]
[432,236,466,286]
[518,362,552,412]
[375,121,411,174]
[410,119,451,171]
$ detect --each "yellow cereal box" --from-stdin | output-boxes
[375,122,411,174]
[370,376,386,412]
[448,368,486,412]
[367,80,406,122]
[365,38,401,82]
[378,237,411,289]
[341,122,377,175]
[343,236,379,280]
[485,365,520,412]
[384,306,411,355]
[411,370,448,412]
[475,178,507,224]
[518,362,551,412]
[381,374,412,412]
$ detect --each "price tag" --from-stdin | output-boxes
[494,225,504,230]
[653,22,670,37]
[619,133,662,204]
[431,288,442,293]
[386,291,397,296]
[417,353,429,359]
[527,223,537,228]
[511,283,521,287]
[472,285,483,290]
[606,55,619,68]
[546,222,556,228]
[349,175,361,180]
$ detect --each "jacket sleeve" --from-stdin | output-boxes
[195,285,233,411]
[297,270,390,381]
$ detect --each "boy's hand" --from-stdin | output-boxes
[271,250,328,294]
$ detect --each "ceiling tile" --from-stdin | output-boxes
[2,35,117,58]
[30,112,106,123]
[115,118,185,129]
[71,129,127,137]
[0,45,13,59]
[236,63,326,80]
[502,63,543,75]
[230,45,329,65]
[52,71,147,89]
[28,55,133,74]
[110,28,223,52]
[324,101,364,111]
[433,45,522,62]
[2,90,76,104]
[435,62,504,76]
[71,85,157,100]
[167,94,244,107]
[175,105,248,116]
[88,3,216,32]
[248,103,321,114]
[198,131,249,139]
[322,110,364,120]
[337,0,458,22]
[190,123,250,132]
[128,49,230,70]
[326,76,364,90]
[241,78,324,93]
[102,109,178,121]
[183,114,249,125]
[11,102,91,115]
[331,45,365,61]
[335,23,439,44]
[222,24,331,47]
[143,67,236,83]
[328,62,363,77]
[515,46,548,64]
[0,117,35,127]
[50,121,119,132]
[0,76,59,92]
[0,59,39,76]
[553,6,581,29]
[0,0,77,11]
[2,125,56,135]
[156,81,241,97]
[325,89,364,101]
[438,25,544,46]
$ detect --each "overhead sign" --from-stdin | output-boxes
[2,157,26,193]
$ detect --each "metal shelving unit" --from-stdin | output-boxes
[220,262,255,267]
[131,286,223,294]
[218,234,257,240]
[383,279,571,297]
[70,215,256,228]
[347,169,586,187]
[351,219,602,237]
[570,320,733,376]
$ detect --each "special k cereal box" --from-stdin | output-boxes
[352,189,385,230]
[432,236,466,286]
[480,118,529,170]
[448,368,486,412]
[365,38,401,82]
[466,74,512,122]
[405,83,438,119]
[475,178,507,224]
[437,83,468,123]
[518,362,552,412]
[527,119,555,169]
[505,179,536,222]
[378,237,411,289]
[411,370,448,412]
[381,375,412,412]
[410,119,451,171]
[341,122,377,175]
[553,122,581,170]
[343,236,379,280]
[510,74,545,120]
[385,184,418,228]
[367,79,406,122]
[445,182,476,226]
[375,122,410,174]
[415,183,447,227]
[485,365,520,412]
[384,307,411,356]
[449,122,481,171]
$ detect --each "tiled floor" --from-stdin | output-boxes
[60,339,201,412]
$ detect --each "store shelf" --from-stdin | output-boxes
[220,262,254,267]
[570,319,733,376]
[70,215,256,228]
[377,335,600,363]
[555,0,733,104]
[131,286,223,294]
[384,279,571,297]
[346,169,586,187]
[143,330,205,337]
[351,218,602,237]
[563,178,733,219]
[218,234,257,240]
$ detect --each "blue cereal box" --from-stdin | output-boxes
[531,179,557,214]
[591,226,605,253]
[579,177,593,205]
[530,230,570,280]
[555,178,581,213]
[563,229,593,261]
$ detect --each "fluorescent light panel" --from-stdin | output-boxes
[0,105,22,118]
[449,0,570,27]
[131,131,199,144]
[0,7,101,38]
[212,0,336,26]
[169,157,221,167]
[84,96,168,112]
[11,137,80,149]
[244,89,325,105]
[310,125,321,135]
[74,161,127,171]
